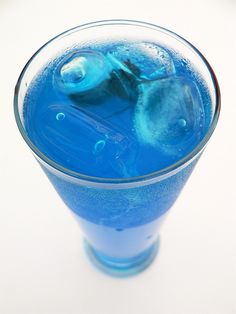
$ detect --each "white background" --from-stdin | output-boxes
[0,0,235,313]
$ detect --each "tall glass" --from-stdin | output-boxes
[14,20,220,276]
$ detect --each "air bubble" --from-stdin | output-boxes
[178,118,187,127]
[93,140,106,155]
[56,112,65,121]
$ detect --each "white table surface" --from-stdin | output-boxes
[0,0,235,313]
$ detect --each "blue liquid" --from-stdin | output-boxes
[24,42,211,179]
[23,41,212,275]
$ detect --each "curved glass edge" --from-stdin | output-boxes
[14,19,221,187]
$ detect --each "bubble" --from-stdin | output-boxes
[178,118,187,127]
[93,139,106,155]
[56,112,65,121]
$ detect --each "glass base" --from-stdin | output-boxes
[84,238,160,277]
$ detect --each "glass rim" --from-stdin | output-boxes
[14,19,221,185]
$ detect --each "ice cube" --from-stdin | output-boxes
[134,76,205,151]
[53,50,112,94]
[38,103,138,178]
[107,42,175,81]
[69,68,138,107]
[107,70,138,101]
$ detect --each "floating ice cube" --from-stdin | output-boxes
[38,103,137,177]
[107,70,138,101]
[134,76,205,151]
[69,68,138,107]
[107,43,175,81]
[53,50,112,94]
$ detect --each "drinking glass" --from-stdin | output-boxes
[14,20,220,276]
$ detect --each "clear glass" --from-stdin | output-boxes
[14,20,220,277]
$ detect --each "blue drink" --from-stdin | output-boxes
[15,21,220,276]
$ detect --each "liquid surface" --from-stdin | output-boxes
[23,41,212,178]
